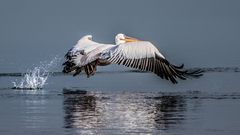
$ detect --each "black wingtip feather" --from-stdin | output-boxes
[170,64,204,80]
[155,57,203,84]
[185,69,204,78]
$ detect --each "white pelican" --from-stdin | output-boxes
[63,33,202,84]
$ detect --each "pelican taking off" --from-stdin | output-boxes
[63,33,202,84]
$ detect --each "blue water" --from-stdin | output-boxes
[0,69,240,135]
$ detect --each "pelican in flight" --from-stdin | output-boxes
[63,33,202,84]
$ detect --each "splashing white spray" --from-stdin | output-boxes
[12,56,61,89]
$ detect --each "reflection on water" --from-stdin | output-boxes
[15,90,48,129]
[153,95,186,130]
[63,89,99,129]
[1,86,240,134]
[23,96,47,129]
[63,89,188,134]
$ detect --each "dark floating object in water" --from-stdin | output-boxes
[63,88,87,95]
[200,67,240,73]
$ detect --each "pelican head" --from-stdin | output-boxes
[115,33,140,45]
[77,35,93,44]
[83,35,93,40]
[79,35,93,41]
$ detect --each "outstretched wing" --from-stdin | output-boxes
[63,37,101,75]
[63,37,114,77]
[64,38,101,61]
[107,41,203,84]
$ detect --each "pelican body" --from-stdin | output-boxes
[63,34,202,84]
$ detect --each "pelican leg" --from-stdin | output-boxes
[84,66,90,77]
[73,67,82,76]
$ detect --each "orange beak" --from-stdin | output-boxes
[122,35,140,42]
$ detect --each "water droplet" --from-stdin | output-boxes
[12,56,61,89]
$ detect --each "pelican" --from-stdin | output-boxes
[63,33,203,84]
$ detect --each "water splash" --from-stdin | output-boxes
[12,56,61,89]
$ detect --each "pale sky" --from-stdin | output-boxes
[0,0,240,72]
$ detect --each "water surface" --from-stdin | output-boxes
[0,70,240,135]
